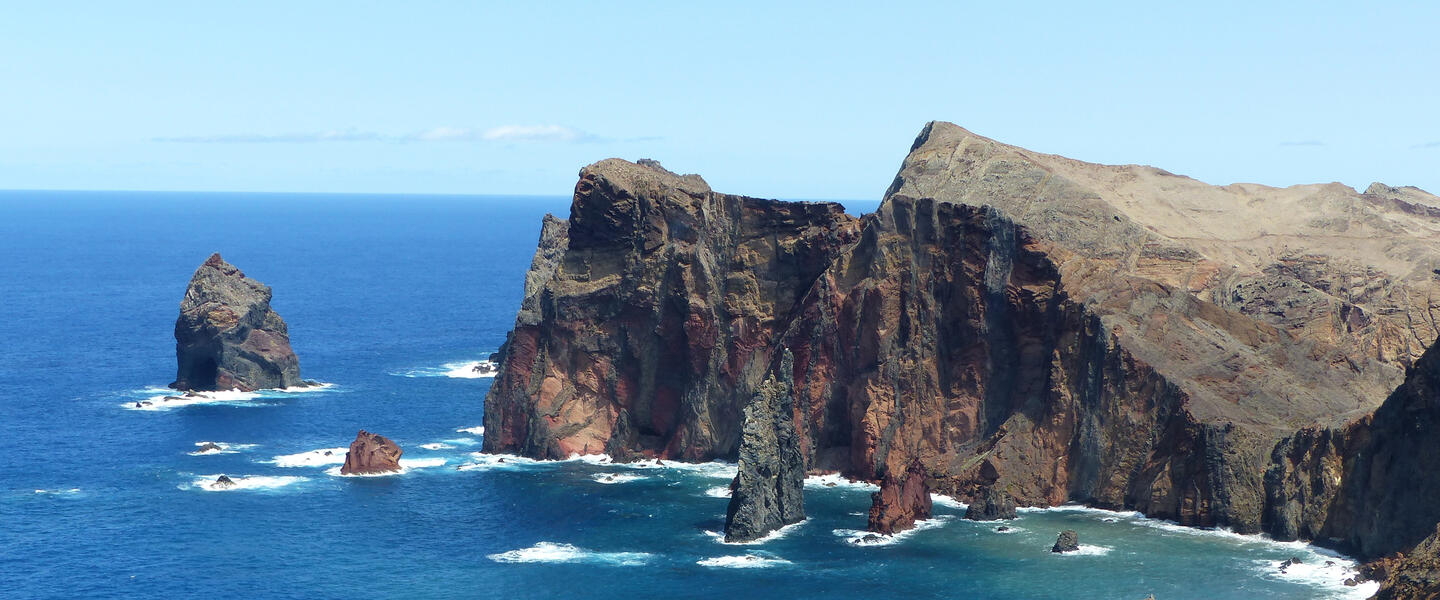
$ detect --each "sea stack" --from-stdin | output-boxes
[1052,530,1080,553]
[340,430,403,475]
[867,460,933,535]
[724,350,805,543]
[171,253,303,392]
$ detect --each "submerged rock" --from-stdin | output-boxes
[171,253,303,392]
[964,486,1018,521]
[867,460,932,534]
[724,350,805,543]
[1052,530,1080,553]
[340,430,403,475]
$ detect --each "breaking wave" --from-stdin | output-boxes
[705,519,808,546]
[269,448,348,468]
[487,542,652,566]
[188,441,257,456]
[392,360,498,379]
[696,553,792,568]
[834,515,954,546]
[121,383,335,412]
[184,474,307,492]
[590,473,647,484]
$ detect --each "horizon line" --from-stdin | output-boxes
[0,186,881,205]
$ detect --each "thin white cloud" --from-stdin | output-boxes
[153,129,385,143]
[154,124,623,144]
[1278,140,1325,147]
[1414,141,1440,150]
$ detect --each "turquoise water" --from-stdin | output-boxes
[0,191,1375,599]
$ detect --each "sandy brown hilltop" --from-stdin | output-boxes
[483,123,1440,575]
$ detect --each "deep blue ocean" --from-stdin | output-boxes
[0,191,1377,599]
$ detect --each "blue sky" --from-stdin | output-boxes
[1,2,1436,199]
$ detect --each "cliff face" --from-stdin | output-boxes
[484,124,1440,561]
[1370,524,1440,599]
[172,253,303,391]
[1267,338,1440,560]
[482,159,859,459]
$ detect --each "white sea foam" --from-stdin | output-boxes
[805,472,879,492]
[455,426,485,435]
[186,474,307,492]
[1018,502,1373,596]
[705,519,809,545]
[122,383,335,411]
[696,553,792,568]
[593,456,737,479]
[1053,544,1113,557]
[188,441,257,456]
[443,437,481,446]
[419,443,454,450]
[590,473,646,484]
[487,542,652,566]
[456,453,544,471]
[33,488,81,496]
[1256,558,1377,599]
[704,486,732,498]
[324,456,449,477]
[834,515,954,546]
[270,448,348,468]
[931,493,967,510]
[394,360,498,379]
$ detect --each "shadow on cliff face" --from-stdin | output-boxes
[481,125,1440,580]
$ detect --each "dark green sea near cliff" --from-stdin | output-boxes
[0,191,1377,599]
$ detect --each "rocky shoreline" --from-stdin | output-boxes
[482,123,1440,596]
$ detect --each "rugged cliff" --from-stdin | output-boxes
[483,124,1440,568]
[172,253,303,391]
[482,159,859,459]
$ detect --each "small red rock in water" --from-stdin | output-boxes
[340,430,403,475]
[867,460,932,535]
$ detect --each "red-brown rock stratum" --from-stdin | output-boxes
[482,123,1440,589]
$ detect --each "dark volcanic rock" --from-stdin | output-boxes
[724,350,805,543]
[482,159,858,460]
[211,475,235,489]
[484,123,1440,558]
[1370,524,1440,599]
[965,486,1018,521]
[196,442,223,453]
[171,253,303,392]
[340,430,403,475]
[1052,530,1079,553]
[867,459,932,534]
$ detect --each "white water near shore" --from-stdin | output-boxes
[487,542,652,566]
[121,383,336,411]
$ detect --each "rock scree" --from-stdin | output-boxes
[171,253,303,392]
